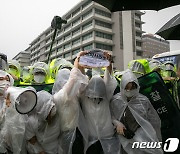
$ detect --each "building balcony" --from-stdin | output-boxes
[82,37,94,45]
[94,37,113,45]
[72,42,81,48]
[94,14,112,22]
[94,25,113,33]
[135,36,142,41]
[136,46,143,51]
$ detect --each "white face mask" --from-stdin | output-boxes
[0,80,10,95]
[124,89,138,98]
[34,75,45,83]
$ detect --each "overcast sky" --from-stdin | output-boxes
[0,0,180,60]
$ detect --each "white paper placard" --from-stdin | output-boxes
[79,50,110,68]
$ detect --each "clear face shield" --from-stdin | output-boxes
[22,70,30,82]
[130,61,146,77]
[9,65,19,77]
[149,61,162,74]
[0,58,8,71]
[165,63,174,71]
[34,71,46,84]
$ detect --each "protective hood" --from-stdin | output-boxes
[164,61,175,71]
[85,75,106,99]
[33,67,46,75]
[36,90,55,121]
[32,62,49,75]
[8,60,21,78]
[120,69,140,99]
[111,70,162,154]
[0,53,8,71]
[0,70,14,86]
[50,58,73,79]
[149,59,162,72]
[52,68,70,95]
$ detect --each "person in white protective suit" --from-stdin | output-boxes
[79,52,120,154]
[110,69,163,154]
[0,70,27,154]
[25,90,60,154]
[53,51,90,154]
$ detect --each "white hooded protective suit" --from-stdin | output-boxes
[26,90,60,154]
[110,69,163,154]
[53,68,89,154]
[80,69,120,154]
[0,70,27,154]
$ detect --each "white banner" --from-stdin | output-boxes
[79,49,110,68]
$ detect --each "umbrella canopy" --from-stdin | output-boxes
[91,0,180,12]
[156,13,180,40]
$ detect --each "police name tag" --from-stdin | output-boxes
[79,49,110,68]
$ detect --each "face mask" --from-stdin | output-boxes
[0,86,5,95]
[0,80,10,95]
[34,75,45,83]
[124,89,138,98]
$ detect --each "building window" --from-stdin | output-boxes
[82,21,92,30]
[72,18,80,26]
[45,31,51,36]
[46,46,50,50]
[96,43,112,51]
[83,44,93,50]
[66,14,71,20]
[64,33,71,40]
[72,8,80,17]
[64,24,71,31]
[64,52,71,58]
[51,50,56,56]
[46,38,51,44]
[82,9,92,20]
[95,31,112,40]
[135,13,141,20]
[82,1,91,9]
[95,20,112,29]
[64,43,71,49]
[72,38,80,45]
[72,28,80,36]
[57,39,63,45]
[136,32,142,37]
[82,32,92,41]
[57,47,63,53]
[95,8,111,18]
[57,30,63,36]
[136,51,142,56]
[72,48,80,55]
[136,41,142,47]
[135,22,141,28]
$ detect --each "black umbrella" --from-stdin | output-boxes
[156,13,180,40]
[91,0,180,12]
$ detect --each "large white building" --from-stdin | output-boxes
[13,48,31,67]
[28,1,144,71]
